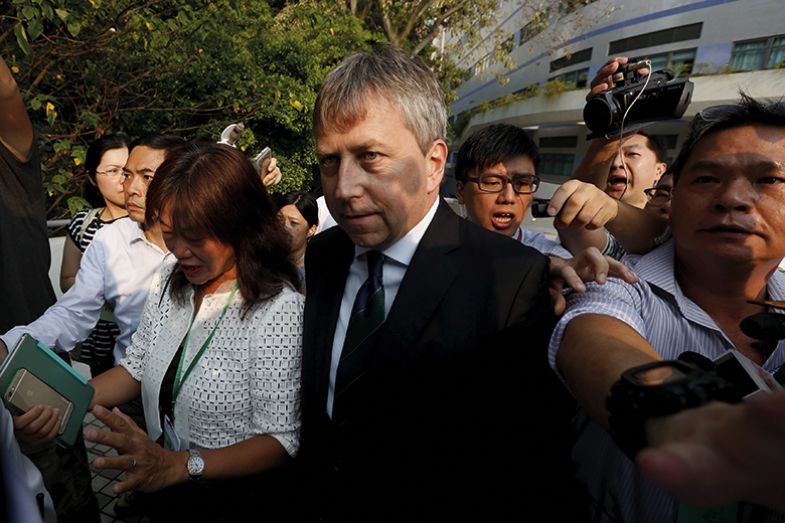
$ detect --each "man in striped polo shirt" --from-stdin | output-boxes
[549,95,785,522]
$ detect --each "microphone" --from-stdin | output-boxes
[741,312,785,342]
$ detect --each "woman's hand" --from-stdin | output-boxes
[13,405,61,444]
[85,405,188,494]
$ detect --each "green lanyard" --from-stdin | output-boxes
[172,282,238,410]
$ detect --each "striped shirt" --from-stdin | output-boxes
[517,227,572,259]
[548,239,785,522]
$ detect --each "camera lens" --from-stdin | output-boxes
[583,97,616,135]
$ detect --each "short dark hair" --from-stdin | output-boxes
[83,135,129,207]
[671,94,785,183]
[274,192,319,229]
[145,141,300,313]
[454,124,539,182]
[637,131,668,163]
[129,134,184,153]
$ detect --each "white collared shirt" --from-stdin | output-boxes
[2,217,167,365]
[326,198,440,417]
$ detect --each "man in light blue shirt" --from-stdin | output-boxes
[550,96,785,522]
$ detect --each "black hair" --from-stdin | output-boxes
[671,94,785,183]
[145,141,299,313]
[636,131,668,164]
[129,134,184,153]
[83,135,129,207]
[274,192,319,228]
[454,124,539,182]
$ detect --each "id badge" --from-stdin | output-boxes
[163,414,186,452]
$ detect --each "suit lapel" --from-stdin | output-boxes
[383,200,461,353]
[304,228,354,413]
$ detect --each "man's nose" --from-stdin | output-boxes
[496,179,517,203]
[333,160,363,200]
[124,175,142,195]
[714,178,756,212]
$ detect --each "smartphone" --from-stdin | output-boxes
[253,146,273,174]
[4,369,73,434]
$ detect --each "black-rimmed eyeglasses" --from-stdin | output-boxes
[643,187,672,207]
[466,173,540,195]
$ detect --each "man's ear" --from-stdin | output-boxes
[456,181,466,204]
[425,139,447,193]
[307,224,317,239]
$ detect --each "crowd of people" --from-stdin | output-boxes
[0,45,784,523]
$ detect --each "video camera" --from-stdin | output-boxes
[583,62,694,138]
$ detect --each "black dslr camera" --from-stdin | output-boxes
[583,62,694,138]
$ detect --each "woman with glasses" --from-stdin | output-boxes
[60,135,129,375]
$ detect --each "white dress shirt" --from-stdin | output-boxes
[326,198,439,417]
[2,217,167,365]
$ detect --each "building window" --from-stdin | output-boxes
[549,68,589,88]
[518,20,543,47]
[634,48,696,75]
[550,48,592,72]
[731,35,785,71]
[539,153,575,183]
[609,23,702,55]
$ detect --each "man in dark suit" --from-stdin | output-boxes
[298,46,569,522]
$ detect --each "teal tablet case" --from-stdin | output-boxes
[0,334,94,446]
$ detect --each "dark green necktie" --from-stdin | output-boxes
[336,250,385,399]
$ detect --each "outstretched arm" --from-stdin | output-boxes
[638,393,785,511]
[0,56,33,161]
[550,180,667,256]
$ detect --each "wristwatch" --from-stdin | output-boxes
[186,449,204,481]
[606,360,741,458]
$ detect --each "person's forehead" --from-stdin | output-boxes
[476,155,536,175]
[622,134,652,151]
[685,125,785,169]
[279,204,304,220]
[317,93,400,137]
[125,146,165,173]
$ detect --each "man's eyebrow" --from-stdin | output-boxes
[123,167,156,174]
[689,158,785,172]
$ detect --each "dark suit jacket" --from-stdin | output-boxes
[298,200,576,522]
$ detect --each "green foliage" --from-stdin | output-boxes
[2,0,375,219]
[542,78,572,98]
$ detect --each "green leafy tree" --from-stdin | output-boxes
[1,0,376,220]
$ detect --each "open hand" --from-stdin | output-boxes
[85,405,187,494]
[548,248,638,314]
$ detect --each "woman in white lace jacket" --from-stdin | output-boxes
[85,142,303,521]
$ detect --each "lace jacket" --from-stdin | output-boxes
[120,261,303,456]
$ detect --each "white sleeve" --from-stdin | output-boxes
[249,289,304,457]
[1,236,108,353]
[0,405,55,523]
[120,263,174,381]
